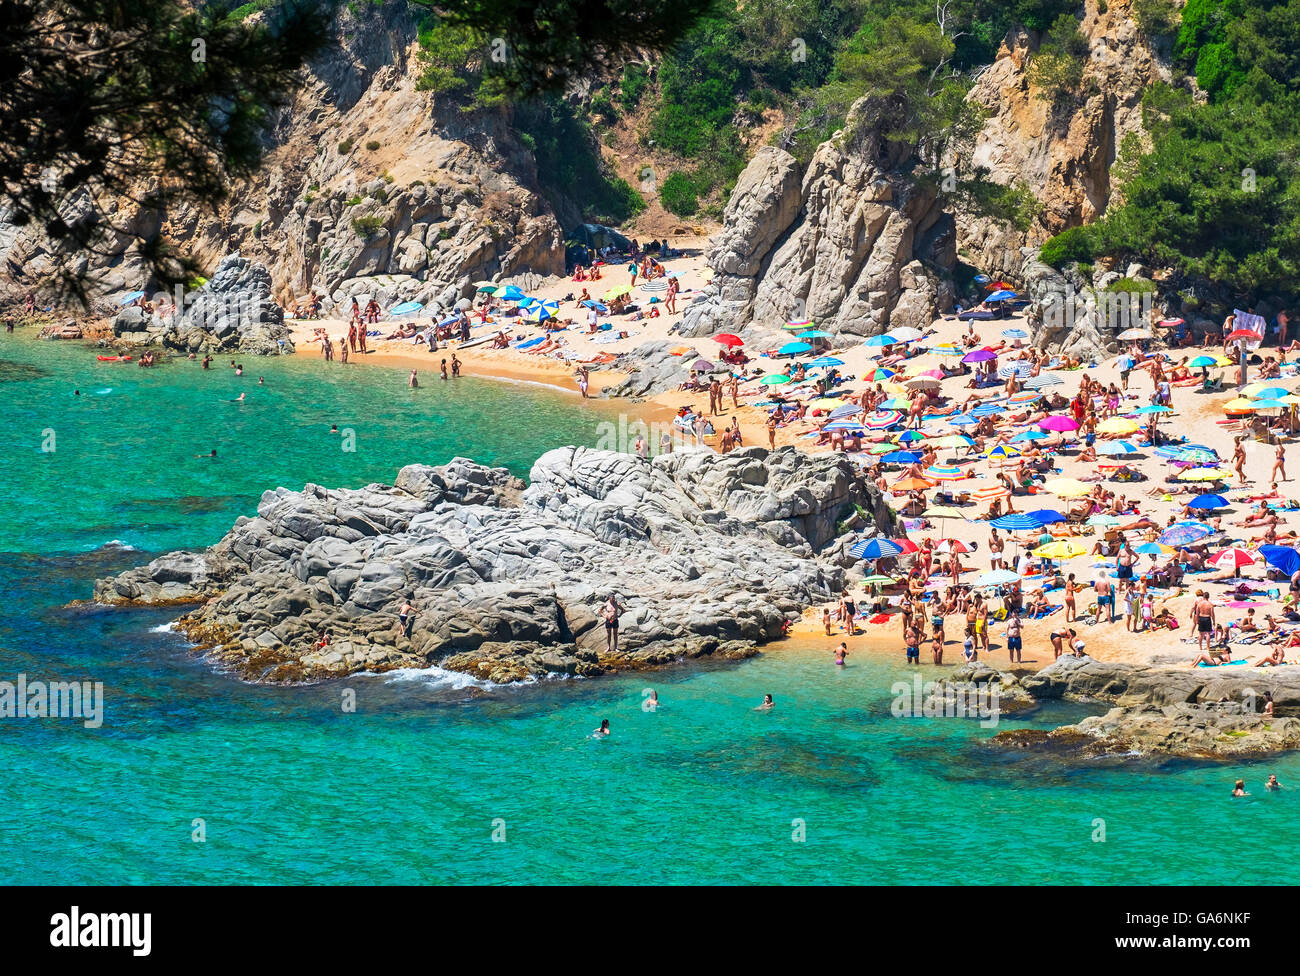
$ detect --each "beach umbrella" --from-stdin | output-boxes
[975,568,1023,586]
[895,539,920,555]
[971,402,1004,417]
[1033,539,1088,559]
[1259,544,1300,576]
[784,319,813,330]
[1131,404,1172,415]
[1188,355,1219,368]
[668,345,692,356]
[1177,467,1232,481]
[962,348,998,363]
[714,333,744,347]
[886,326,924,343]
[476,284,499,294]
[986,289,1018,301]
[987,444,1020,459]
[896,429,927,444]
[1251,399,1290,412]
[1116,328,1151,340]
[1158,522,1215,547]
[1187,493,1229,510]
[998,362,1034,379]
[602,284,634,301]
[1043,478,1090,497]
[1098,417,1140,435]
[1227,329,1263,343]
[1096,440,1139,456]
[879,396,912,410]
[928,341,965,355]
[991,513,1040,530]
[1027,508,1067,525]
[810,397,847,409]
[690,359,715,372]
[849,538,903,560]
[1001,328,1029,339]
[1010,430,1050,443]
[931,434,975,449]
[892,476,934,492]
[1223,396,1255,412]
[1023,374,1064,389]
[1244,384,1288,399]
[1212,548,1257,570]
[905,376,941,390]
[824,421,867,432]
[1007,392,1042,407]
[828,405,860,419]
[498,285,526,301]
[1038,415,1079,432]
[861,574,898,588]
[806,357,845,368]
[923,505,967,519]
[778,341,813,355]
[882,450,922,464]
[948,414,979,426]
[390,300,424,316]
[863,335,897,347]
[974,274,991,284]
[935,539,970,554]
[1133,542,1170,555]
[760,374,792,386]
[119,290,147,305]
[1163,445,1218,463]
[923,464,966,481]
[798,330,834,339]
[864,410,904,429]
[863,367,896,382]
[1087,514,1121,527]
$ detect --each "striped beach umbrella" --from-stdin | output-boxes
[863,366,896,382]
[864,410,904,429]
[1023,374,1064,389]
[923,464,966,481]
[971,402,1004,417]
[1212,548,1257,570]
[1157,522,1215,547]
[1001,328,1029,339]
[1007,391,1042,406]
[896,429,926,444]
[848,538,903,559]
[990,513,1039,530]
[998,362,1034,379]
[976,568,1023,586]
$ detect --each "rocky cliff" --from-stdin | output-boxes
[1,2,563,315]
[94,446,893,684]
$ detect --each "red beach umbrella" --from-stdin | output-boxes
[714,334,744,347]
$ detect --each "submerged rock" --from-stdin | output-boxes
[95,446,892,683]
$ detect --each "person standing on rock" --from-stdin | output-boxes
[398,599,416,638]
[1193,589,1216,655]
[602,593,626,654]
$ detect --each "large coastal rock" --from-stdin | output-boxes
[95,447,893,684]
[971,656,1300,758]
[0,3,563,312]
[112,255,294,355]
[681,96,955,341]
[952,0,1176,278]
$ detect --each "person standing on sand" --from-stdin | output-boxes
[1006,607,1023,664]
[823,606,833,636]
[1193,589,1216,655]
[767,414,777,450]
[409,369,418,389]
[348,321,358,354]
[628,260,638,287]
[577,366,590,399]
[1094,575,1115,624]
[1064,573,1078,622]
[1234,437,1247,484]
[709,378,722,415]
[666,275,678,314]
[727,373,739,409]
[358,323,367,354]
[1272,442,1288,483]
[988,528,1004,570]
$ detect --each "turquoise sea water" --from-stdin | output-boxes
[1,334,1295,885]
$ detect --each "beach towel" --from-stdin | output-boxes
[1197,660,1248,667]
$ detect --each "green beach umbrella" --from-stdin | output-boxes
[760,374,792,386]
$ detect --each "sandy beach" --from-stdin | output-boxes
[280,242,1300,675]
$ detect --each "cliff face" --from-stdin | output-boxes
[953,0,1174,277]
[1,2,563,311]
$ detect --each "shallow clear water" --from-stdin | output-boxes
[0,335,1293,884]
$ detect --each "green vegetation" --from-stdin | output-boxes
[1132,0,1181,37]
[351,215,384,238]
[1027,13,1090,104]
[337,138,354,154]
[659,172,699,217]
[1040,0,1300,295]
[1103,277,1158,294]
[365,139,381,151]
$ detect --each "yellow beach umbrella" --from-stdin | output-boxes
[1223,396,1255,412]
[1043,477,1091,497]
[809,398,847,409]
[881,381,909,395]
[1178,467,1232,481]
[923,505,967,519]
[602,284,633,301]
[1097,417,1140,435]
[1033,539,1088,559]
[1282,395,1300,406]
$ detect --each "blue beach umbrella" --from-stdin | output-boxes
[1187,493,1229,510]
[823,421,866,432]
[974,274,991,284]
[1260,544,1300,577]
[971,402,1004,417]
[1252,387,1289,401]
[863,335,896,347]
[806,357,844,368]
[881,450,922,464]
[987,445,1020,459]
[1027,509,1067,525]
[849,538,904,560]
[1132,404,1172,415]
[1023,374,1064,389]
[1158,522,1215,547]
[119,290,146,305]
[990,513,1040,531]
[1097,440,1138,456]
[1002,328,1029,339]
[779,341,813,355]
[976,568,1023,586]
[498,285,526,301]
[390,300,424,316]
[798,330,834,339]
[1087,514,1121,527]
[986,289,1018,301]
[948,414,979,426]
[1010,430,1049,443]
[1134,542,1167,555]
[896,430,926,444]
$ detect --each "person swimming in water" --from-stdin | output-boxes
[834,643,848,666]
[1232,779,1249,796]
[1267,774,1282,790]
[195,449,217,459]
[755,694,775,711]
[591,719,610,738]
[330,425,339,434]
[643,689,659,711]
[228,392,245,403]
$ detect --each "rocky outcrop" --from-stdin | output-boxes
[112,255,293,355]
[95,446,892,684]
[1,3,564,314]
[682,96,955,340]
[967,656,1300,759]
[952,0,1176,278]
